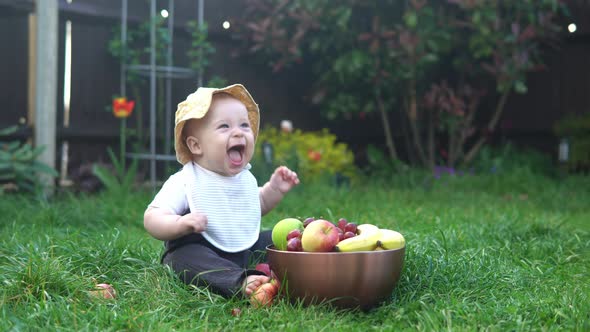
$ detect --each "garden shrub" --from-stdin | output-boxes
[0,126,58,194]
[251,126,357,184]
[554,112,590,172]
[470,143,556,177]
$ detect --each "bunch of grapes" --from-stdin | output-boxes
[286,228,303,251]
[336,218,357,241]
[285,217,315,251]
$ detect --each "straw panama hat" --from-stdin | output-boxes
[174,84,260,165]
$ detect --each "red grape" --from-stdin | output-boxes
[344,222,357,234]
[286,237,302,251]
[286,229,302,241]
[337,218,347,231]
[344,231,356,239]
[303,217,315,228]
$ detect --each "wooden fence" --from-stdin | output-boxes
[1,0,589,181]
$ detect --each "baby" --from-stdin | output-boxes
[144,84,299,299]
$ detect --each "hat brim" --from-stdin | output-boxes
[174,84,260,165]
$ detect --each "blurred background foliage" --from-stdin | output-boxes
[236,0,569,170]
[0,126,58,195]
[251,127,358,184]
[553,112,590,171]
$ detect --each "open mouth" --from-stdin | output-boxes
[227,144,245,166]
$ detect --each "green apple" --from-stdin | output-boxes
[271,218,303,250]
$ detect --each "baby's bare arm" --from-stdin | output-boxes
[260,166,300,215]
[143,207,207,241]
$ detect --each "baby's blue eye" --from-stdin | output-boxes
[218,124,229,129]
[241,123,250,128]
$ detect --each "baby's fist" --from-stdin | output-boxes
[180,212,208,233]
[270,166,300,193]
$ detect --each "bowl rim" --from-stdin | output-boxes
[265,244,405,255]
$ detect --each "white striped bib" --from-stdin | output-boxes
[185,162,261,252]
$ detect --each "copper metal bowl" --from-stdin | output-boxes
[266,245,405,309]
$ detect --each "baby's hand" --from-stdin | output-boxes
[269,166,300,194]
[179,212,208,233]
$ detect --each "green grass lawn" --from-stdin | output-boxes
[1,172,589,331]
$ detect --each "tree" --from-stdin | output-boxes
[236,0,566,169]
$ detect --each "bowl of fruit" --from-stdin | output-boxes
[266,217,405,309]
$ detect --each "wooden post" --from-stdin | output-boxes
[27,14,36,129]
[34,0,58,194]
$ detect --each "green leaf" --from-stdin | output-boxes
[3,141,21,152]
[31,162,58,177]
[0,172,15,180]
[422,53,438,63]
[336,8,351,29]
[121,158,139,188]
[0,150,13,159]
[17,181,35,192]
[92,164,120,192]
[404,11,418,29]
[514,80,528,94]
[0,125,18,136]
[107,147,123,175]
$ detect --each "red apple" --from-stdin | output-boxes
[250,281,278,308]
[231,308,242,317]
[90,283,116,299]
[270,275,281,294]
[301,219,340,252]
[255,263,271,277]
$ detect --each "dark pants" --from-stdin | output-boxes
[161,230,272,298]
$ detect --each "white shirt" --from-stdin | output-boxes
[149,162,261,252]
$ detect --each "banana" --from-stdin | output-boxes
[356,223,379,235]
[377,229,405,250]
[335,224,381,252]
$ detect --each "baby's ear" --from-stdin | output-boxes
[185,136,203,156]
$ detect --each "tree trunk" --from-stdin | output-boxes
[400,103,416,165]
[427,108,435,170]
[448,124,455,168]
[463,89,510,164]
[453,94,479,166]
[407,79,427,166]
[375,89,398,161]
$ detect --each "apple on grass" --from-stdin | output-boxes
[301,219,340,252]
[250,279,279,308]
[89,283,116,299]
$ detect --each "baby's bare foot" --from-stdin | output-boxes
[242,275,270,296]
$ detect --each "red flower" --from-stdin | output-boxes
[307,150,322,162]
[112,97,135,118]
